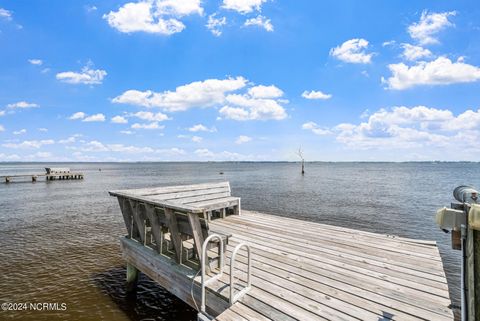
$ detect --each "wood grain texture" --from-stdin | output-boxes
[113,197,453,320]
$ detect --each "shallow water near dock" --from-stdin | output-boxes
[0,162,475,320]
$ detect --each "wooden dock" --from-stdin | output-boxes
[1,167,84,183]
[111,182,453,321]
[209,211,453,321]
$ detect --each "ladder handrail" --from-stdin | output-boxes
[200,234,224,314]
[229,242,252,304]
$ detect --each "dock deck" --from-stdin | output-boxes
[121,210,453,321]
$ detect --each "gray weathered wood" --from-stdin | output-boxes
[187,212,206,259]
[164,207,183,263]
[109,182,241,217]
[126,262,139,293]
[110,186,453,321]
[144,203,164,253]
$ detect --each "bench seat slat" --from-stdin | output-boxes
[185,196,239,206]
[164,192,231,204]
[185,196,240,212]
[144,187,230,201]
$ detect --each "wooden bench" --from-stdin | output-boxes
[109,182,240,266]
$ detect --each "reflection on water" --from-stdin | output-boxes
[0,162,474,320]
[92,267,196,321]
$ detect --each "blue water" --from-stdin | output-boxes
[1,162,476,320]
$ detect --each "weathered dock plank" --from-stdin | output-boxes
[121,211,453,320]
[204,211,453,320]
[110,184,453,321]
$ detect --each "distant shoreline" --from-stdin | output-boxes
[0,161,479,164]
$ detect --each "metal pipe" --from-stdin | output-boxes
[454,185,479,203]
[229,243,252,304]
[461,224,467,321]
[200,234,224,314]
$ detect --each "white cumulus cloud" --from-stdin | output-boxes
[235,135,252,144]
[131,122,164,129]
[13,129,27,135]
[302,106,480,157]
[0,8,12,20]
[7,101,39,109]
[302,90,332,100]
[330,38,374,64]
[222,0,267,14]
[401,44,432,61]
[302,122,332,135]
[113,76,288,121]
[330,106,478,150]
[132,111,170,121]
[220,93,287,121]
[206,13,227,36]
[188,124,217,132]
[408,10,456,45]
[244,15,273,32]
[28,59,43,65]
[383,57,480,90]
[111,115,128,124]
[69,112,86,120]
[113,76,247,111]
[59,134,82,144]
[248,85,282,98]
[191,136,203,143]
[194,148,214,158]
[56,66,107,85]
[83,113,106,122]
[103,0,203,35]
[2,139,55,149]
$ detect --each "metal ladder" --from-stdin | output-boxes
[198,235,252,321]
[199,234,224,320]
[229,243,252,304]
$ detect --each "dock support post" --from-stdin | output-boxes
[234,199,241,216]
[474,231,480,321]
[126,263,139,293]
[467,228,480,321]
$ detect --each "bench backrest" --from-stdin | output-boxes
[127,182,231,205]
[113,182,232,242]
[118,196,210,241]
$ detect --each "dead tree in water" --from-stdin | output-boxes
[296,147,305,175]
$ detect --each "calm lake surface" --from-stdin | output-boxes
[0,162,476,320]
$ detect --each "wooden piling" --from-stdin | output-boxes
[126,263,139,293]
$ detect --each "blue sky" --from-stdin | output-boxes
[0,0,479,161]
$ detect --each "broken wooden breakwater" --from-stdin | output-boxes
[110,182,454,321]
[2,167,84,183]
